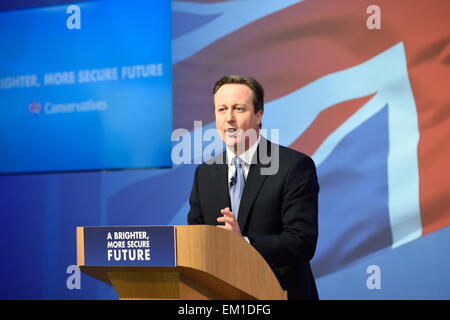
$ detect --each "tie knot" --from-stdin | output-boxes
[233,156,242,168]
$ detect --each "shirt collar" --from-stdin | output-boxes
[226,135,261,166]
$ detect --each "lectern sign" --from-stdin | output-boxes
[82,226,176,267]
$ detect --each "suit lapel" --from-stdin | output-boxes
[212,153,231,217]
[237,137,272,231]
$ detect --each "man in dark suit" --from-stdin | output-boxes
[187,75,319,300]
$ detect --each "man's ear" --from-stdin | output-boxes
[256,110,263,126]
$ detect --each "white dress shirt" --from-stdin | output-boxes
[226,135,261,188]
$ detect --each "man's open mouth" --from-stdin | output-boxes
[226,128,238,136]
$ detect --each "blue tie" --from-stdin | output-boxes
[230,156,245,218]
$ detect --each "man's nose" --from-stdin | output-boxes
[225,110,235,122]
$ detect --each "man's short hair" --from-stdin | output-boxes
[213,75,264,114]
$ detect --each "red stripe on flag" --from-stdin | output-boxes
[289,94,375,156]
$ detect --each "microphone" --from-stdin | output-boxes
[229,176,235,187]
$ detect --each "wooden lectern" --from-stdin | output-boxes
[77,225,287,300]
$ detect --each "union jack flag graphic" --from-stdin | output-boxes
[109,0,450,278]
[28,100,42,114]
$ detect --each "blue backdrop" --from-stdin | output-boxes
[0,0,449,300]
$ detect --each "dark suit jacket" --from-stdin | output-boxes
[187,137,319,299]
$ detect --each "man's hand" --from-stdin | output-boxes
[217,207,242,236]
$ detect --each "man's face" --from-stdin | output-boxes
[214,83,262,154]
